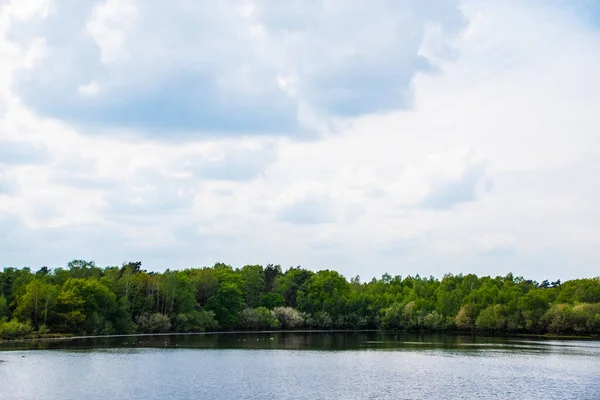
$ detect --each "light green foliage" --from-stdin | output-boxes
[571,303,600,333]
[14,279,59,330]
[0,319,33,340]
[273,307,304,329]
[423,311,445,330]
[237,307,279,330]
[0,295,8,320]
[56,278,117,334]
[0,262,598,340]
[455,304,476,330]
[240,265,265,308]
[380,301,429,330]
[543,304,576,334]
[297,270,350,319]
[476,305,506,331]
[172,310,218,332]
[519,289,550,332]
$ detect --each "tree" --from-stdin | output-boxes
[276,267,314,307]
[264,264,282,293]
[0,295,8,320]
[240,265,264,308]
[206,282,244,328]
[455,304,476,331]
[56,278,117,334]
[297,270,350,319]
[14,279,59,330]
[476,305,506,332]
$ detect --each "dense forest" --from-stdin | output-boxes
[0,260,599,340]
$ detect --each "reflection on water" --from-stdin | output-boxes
[1,331,598,355]
[1,333,599,400]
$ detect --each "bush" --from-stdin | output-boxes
[455,304,476,331]
[380,302,428,331]
[0,319,33,340]
[237,307,279,330]
[571,303,600,333]
[172,310,218,332]
[476,305,506,332]
[423,311,445,330]
[336,313,368,330]
[137,313,171,333]
[273,307,304,329]
[543,304,575,334]
[380,303,404,330]
[306,311,333,329]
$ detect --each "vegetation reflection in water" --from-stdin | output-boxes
[2,331,599,357]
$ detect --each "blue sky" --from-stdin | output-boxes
[1,0,599,281]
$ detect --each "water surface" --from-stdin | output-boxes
[1,332,598,399]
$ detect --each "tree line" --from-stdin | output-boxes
[0,260,599,340]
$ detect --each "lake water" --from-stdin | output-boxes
[1,332,599,399]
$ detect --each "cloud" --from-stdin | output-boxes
[1,0,600,283]
[182,141,278,181]
[472,233,517,253]
[278,197,337,225]
[419,154,488,209]
[0,140,48,164]
[86,0,137,64]
[0,170,18,195]
[77,81,101,96]
[8,0,465,138]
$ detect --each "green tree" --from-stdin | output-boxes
[240,265,264,308]
[456,304,476,331]
[476,304,506,332]
[297,270,350,319]
[206,282,244,328]
[14,279,59,330]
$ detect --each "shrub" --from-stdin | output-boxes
[137,313,171,333]
[476,305,506,332]
[0,319,33,340]
[172,310,219,333]
[455,304,476,331]
[543,304,575,334]
[423,311,445,330]
[306,311,333,329]
[273,307,304,329]
[571,303,600,333]
[238,307,279,330]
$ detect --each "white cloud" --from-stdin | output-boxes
[0,0,599,282]
[9,0,465,136]
[472,233,517,252]
[86,0,137,64]
[77,81,101,96]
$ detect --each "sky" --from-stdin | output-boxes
[0,0,599,282]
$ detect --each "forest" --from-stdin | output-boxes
[0,260,599,340]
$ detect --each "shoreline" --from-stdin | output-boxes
[1,329,598,346]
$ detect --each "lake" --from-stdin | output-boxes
[1,332,599,399]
